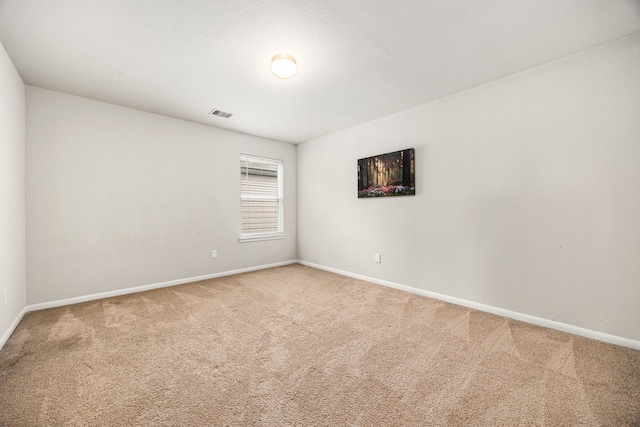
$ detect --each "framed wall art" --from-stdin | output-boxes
[357,148,415,198]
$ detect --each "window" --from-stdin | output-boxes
[240,154,284,242]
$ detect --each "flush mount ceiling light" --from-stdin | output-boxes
[271,54,298,79]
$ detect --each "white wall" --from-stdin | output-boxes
[26,87,296,304]
[297,34,640,342]
[0,42,26,344]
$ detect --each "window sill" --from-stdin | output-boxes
[239,233,286,243]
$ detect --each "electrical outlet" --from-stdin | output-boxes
[374,253,381,263]
[211,250,218,259]
[3,288,7,305]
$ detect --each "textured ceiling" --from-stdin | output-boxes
[1,1,639,143]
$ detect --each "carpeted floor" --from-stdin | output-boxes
[1,264,639,426]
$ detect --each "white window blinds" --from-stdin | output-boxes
[240,154,284,242]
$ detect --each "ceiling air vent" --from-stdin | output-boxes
[208,109,233,119]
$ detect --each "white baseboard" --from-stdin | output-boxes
[25,260,298,313]
[5,259,638,352]
[0,306,28,351]
[297,260,640,351]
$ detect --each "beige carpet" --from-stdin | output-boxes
[1,264,639,426]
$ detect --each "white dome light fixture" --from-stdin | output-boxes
[271,54,298,79]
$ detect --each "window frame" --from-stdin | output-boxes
[239,154,285,243]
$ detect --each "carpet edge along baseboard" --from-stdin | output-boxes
[2,259,639,352]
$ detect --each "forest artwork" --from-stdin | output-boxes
[357,148,415,198]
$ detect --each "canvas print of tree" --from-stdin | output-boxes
[357,148,415,198]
